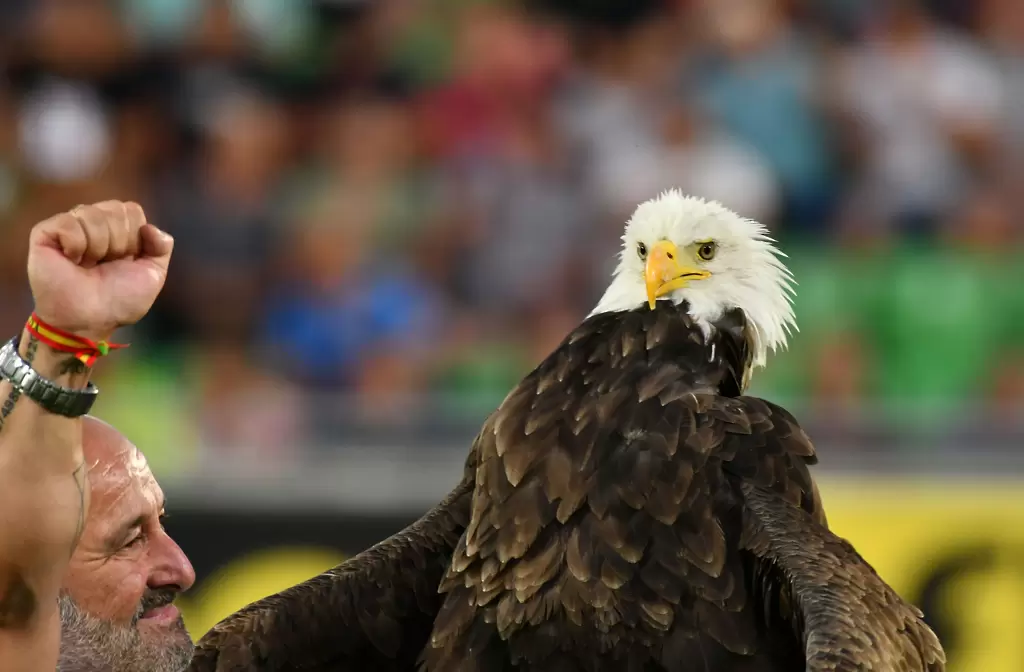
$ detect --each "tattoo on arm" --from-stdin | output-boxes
[58,357,89,378]
[0,336,38,434]
[0,389,18,435]
[23,337,38,365]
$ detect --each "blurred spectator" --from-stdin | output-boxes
[303,90,434,248]
[692,0,837,232]
[833,0,1004,235]
[0,83,21,226]
[581,97,781,225]
[865,187,1023,424]
[554,15,685,219]
[123,0,315,59]
[810,333,870,408]
[257,187,446,391]
[422,3,587,314]
[420,2,568,163]
[991,354,1024,419]
[190,340,306,459]
[153,87,288,344]
[979,0,1024,186]
[17,79,112,183]
[27,0,134,77]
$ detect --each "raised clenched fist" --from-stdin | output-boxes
[26,201,173,342]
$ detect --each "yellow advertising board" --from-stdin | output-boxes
[179,547,349,642]
[178,477,1024,671]
[820,477,1024,672]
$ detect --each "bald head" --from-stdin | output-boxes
[81,416,150,494]
[82,415,136,463]
[60,417,195,672]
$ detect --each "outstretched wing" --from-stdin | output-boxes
[740,482,945,672]
[424,381,943,671]
[188,452,476,672]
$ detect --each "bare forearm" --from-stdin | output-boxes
[0,328,92,627]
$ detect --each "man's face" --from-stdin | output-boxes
[59,419,196,671]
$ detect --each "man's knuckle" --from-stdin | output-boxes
[53,213,81,233]
[125,201,145,222]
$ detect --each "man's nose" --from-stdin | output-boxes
[148,529,196,592]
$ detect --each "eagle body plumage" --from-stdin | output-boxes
[422,303,816,672]
[189,193,944,672]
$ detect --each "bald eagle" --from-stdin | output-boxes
[190,191,945,672]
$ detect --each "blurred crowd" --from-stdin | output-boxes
[0,0,1022,463]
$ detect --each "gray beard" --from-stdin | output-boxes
[57,594,194,672]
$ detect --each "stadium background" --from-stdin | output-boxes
[0,0,1022,669]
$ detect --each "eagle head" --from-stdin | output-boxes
[590,189,797,370]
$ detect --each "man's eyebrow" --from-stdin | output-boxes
[107,496,168,547]
[109,514,147,547]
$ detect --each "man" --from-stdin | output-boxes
[0,201,195,671]
[58,416,196,671]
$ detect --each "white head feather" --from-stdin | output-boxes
[590,189,797,371]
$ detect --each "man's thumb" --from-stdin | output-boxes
[139,224,174,262]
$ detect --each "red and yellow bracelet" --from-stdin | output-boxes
[25,313,128,367]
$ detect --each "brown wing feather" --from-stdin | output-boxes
[740,482,946,672]
[187,452,476,672]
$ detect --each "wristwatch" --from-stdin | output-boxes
[0,336,99,418]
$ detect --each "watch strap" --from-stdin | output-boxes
[0,337,99,418]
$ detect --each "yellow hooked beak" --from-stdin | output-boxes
[645,240,711,310]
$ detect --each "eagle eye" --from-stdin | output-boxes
[637,242,647,259]
[697,242,717,261]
